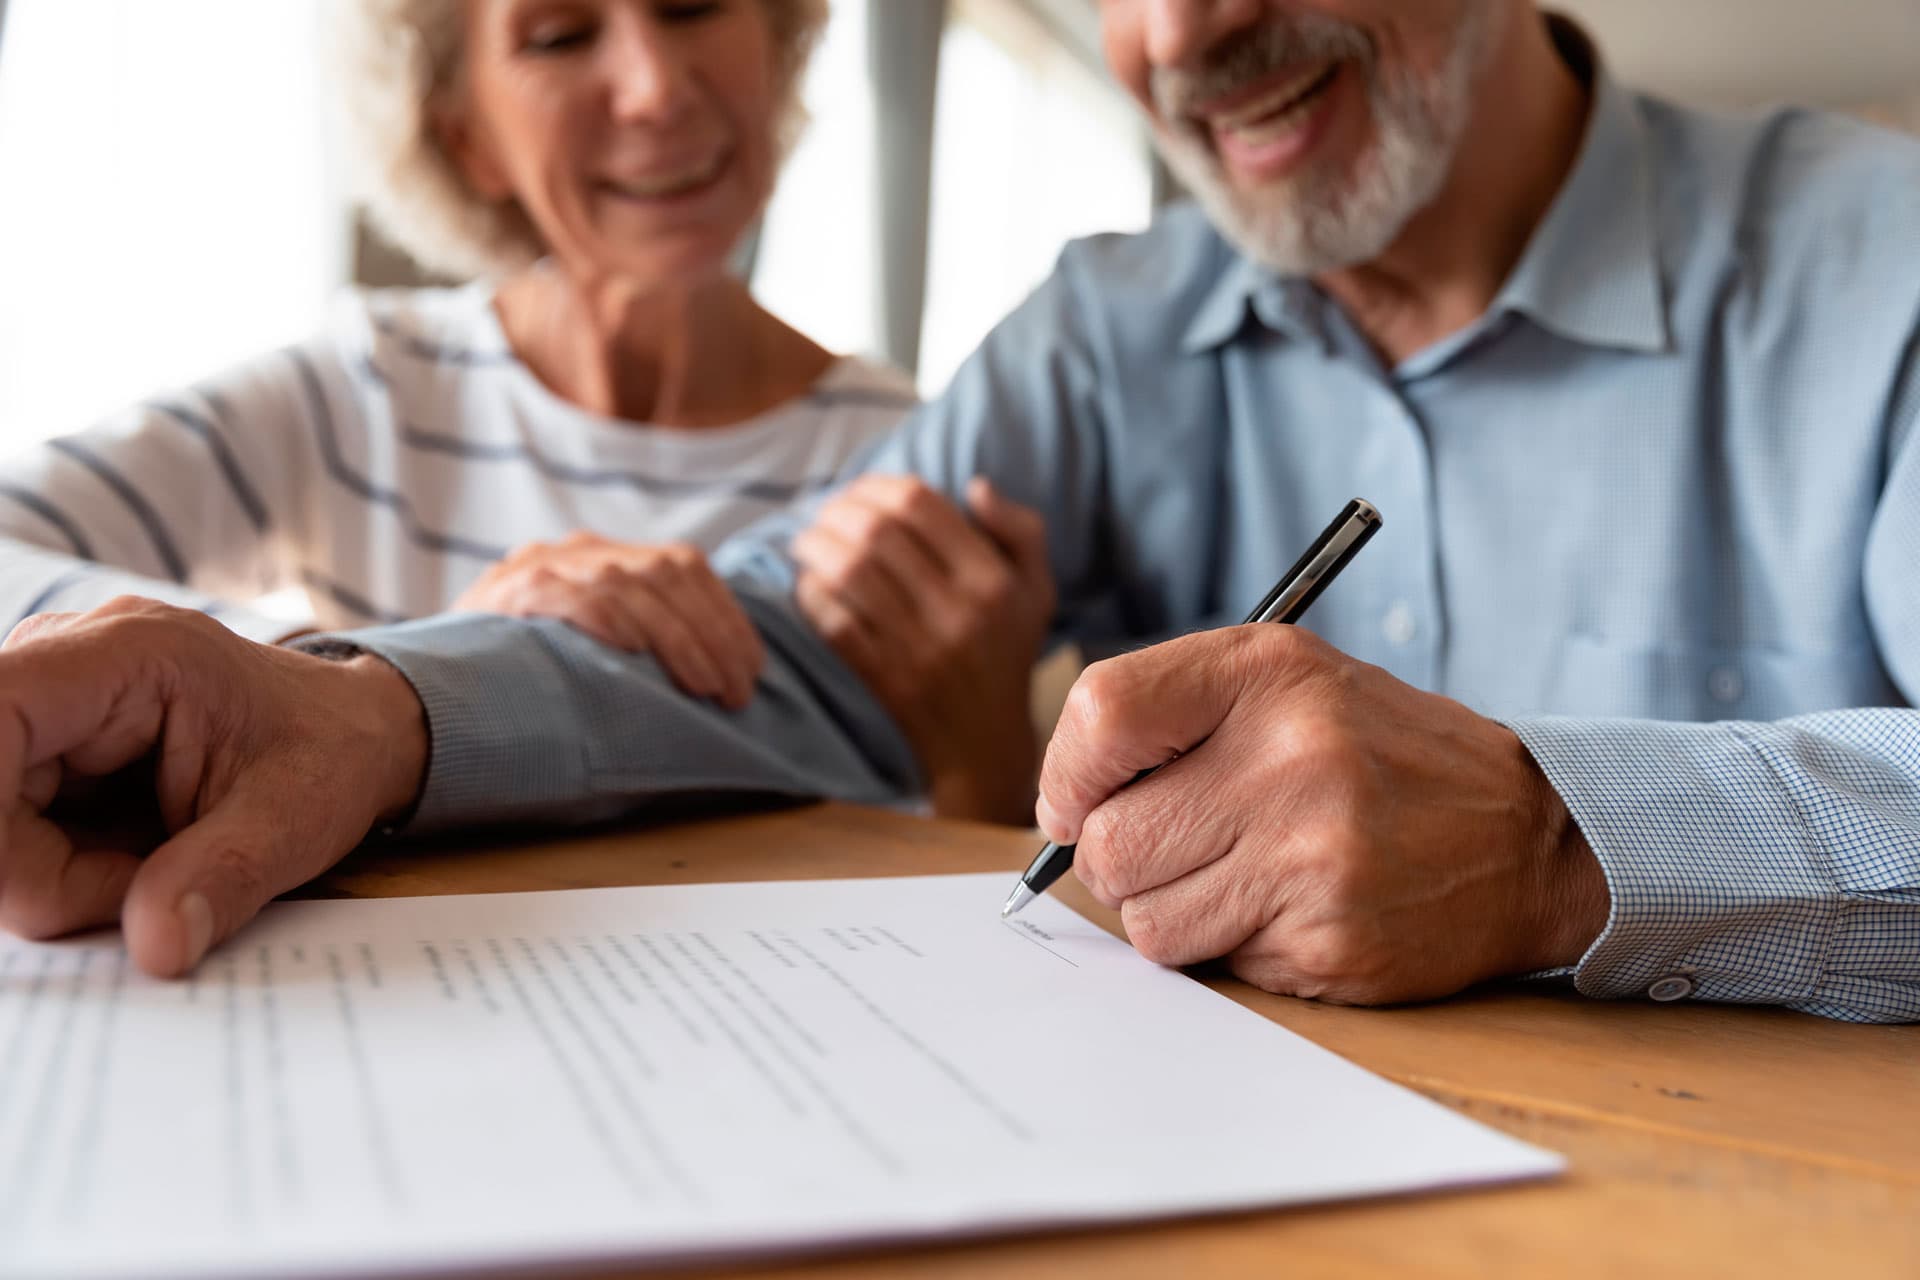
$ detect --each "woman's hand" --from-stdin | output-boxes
[454,533,765,710]
[792,476,1055,825]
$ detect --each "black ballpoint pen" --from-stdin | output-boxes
[1001,497,1384,919]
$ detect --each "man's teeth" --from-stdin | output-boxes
[607,154,723,198]
[1209,64,1337,141]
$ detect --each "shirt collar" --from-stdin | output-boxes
[1180,15,1670,359]
[1492,24,1670,354]
[1180,253,1320,355]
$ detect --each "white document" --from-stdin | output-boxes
[0,873,1560,1278]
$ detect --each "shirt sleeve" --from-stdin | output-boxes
[321,587,921,831]
[0,346,317,642]
[1508,712,1920,1023]
[1507,335,1920,1026]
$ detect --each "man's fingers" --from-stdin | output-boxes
[0,602,178,817]
[0,811,141,942]
[1038,645,1237,844]
[4,610,82,650]
[23,761,61,811]
[1117,837,1281,969]
[120,794,340,978]
[1038,626,1312,844]
[1071,739,1251,902]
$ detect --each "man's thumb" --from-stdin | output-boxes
[1036,632,1250,844]
[120,800,326,978]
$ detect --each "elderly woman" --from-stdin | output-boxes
[0,0,912,710]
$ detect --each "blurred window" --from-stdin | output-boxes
[753,0,1152,394]
[0,0,1156,444]
[918,0,1150,393]
[0,0,339,453]
[752,0,886,364]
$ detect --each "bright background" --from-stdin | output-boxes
[0,0,1916,453]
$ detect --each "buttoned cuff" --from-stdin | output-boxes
[301,614,593,834]
[1505,716,1837,1009]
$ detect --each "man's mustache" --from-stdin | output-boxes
[1151,17,1372,121]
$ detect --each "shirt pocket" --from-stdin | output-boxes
[1548,635,1901,722]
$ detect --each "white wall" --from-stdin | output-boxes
[1042,0,1920,124]
[1553,0,1920,113]
[0,0,343,448]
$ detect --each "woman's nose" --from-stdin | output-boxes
[602,21,694,123]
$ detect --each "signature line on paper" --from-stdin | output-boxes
[1001,919,1079,968]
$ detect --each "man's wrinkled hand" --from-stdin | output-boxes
[1036,625,1610,1004]
[0,598,428,977]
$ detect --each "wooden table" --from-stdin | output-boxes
[311,802,1920,1279]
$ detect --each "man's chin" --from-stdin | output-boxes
[1157,142,1338,274]
[1189,182,1372,277]
[1161,139,1435,278]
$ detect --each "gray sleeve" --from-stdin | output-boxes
[331,584,922,832]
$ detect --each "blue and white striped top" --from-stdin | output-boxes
[0,284,916,639]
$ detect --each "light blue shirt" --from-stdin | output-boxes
[339,48,1920,1022]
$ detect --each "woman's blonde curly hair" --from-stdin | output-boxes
[330,0,829,279]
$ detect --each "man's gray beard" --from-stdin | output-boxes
[1154,10,1495,277]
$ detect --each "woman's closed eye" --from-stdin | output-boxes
[653,1,723,26]
[521,17,597,55]
[519,2,720,54]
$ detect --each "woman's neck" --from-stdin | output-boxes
[492,264,835,428]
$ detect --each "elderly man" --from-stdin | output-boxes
[2,1,1916,1022]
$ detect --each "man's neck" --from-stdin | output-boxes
[1315,9,1589,368]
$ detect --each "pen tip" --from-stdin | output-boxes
[1001,882,1036,920]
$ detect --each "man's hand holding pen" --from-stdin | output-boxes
[1035,624,1613,1005]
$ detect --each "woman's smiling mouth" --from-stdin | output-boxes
[599,149,730,201]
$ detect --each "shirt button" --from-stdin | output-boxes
[1647,975,1695,1002]
[1381,602,1418,646]
[1707,666,1743,704]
